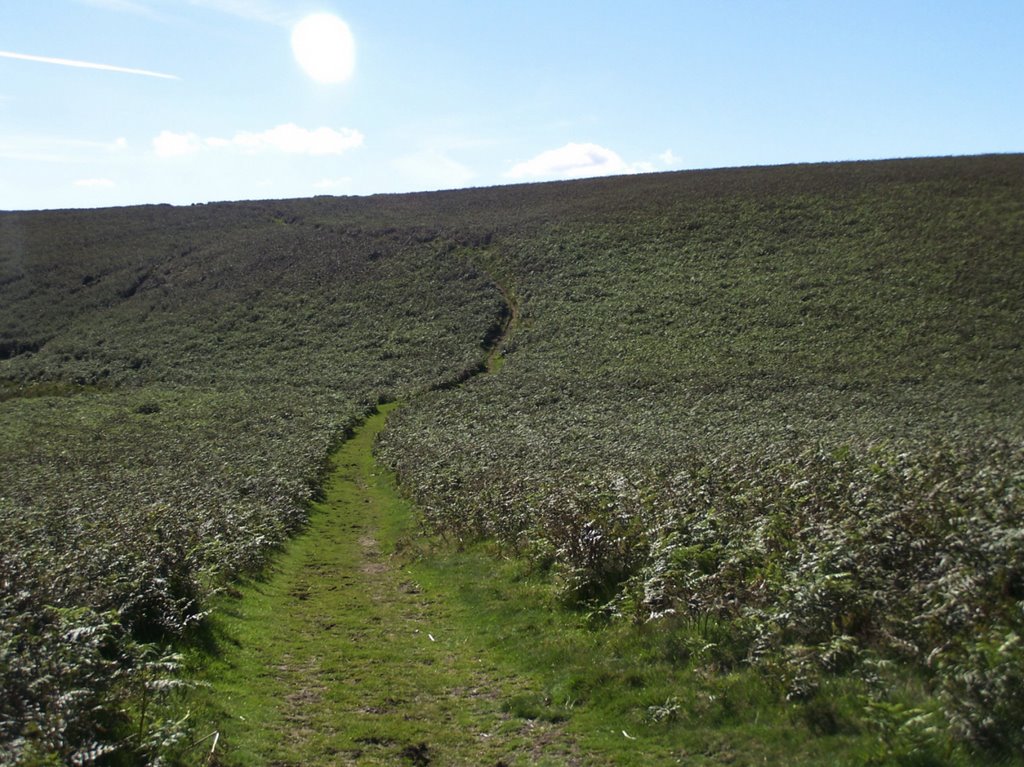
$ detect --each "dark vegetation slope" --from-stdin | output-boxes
[0,201,503,763]
[2,154,1022,763]
[380,155,1024,760]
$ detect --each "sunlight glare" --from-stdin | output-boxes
[291,13,355,84]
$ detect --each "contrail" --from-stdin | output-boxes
[0,50,178,80]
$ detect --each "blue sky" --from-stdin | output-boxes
[1,0,1022,210]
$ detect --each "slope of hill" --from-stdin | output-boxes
[381,155,1024,758]
[0,199,504,762]
[2,154,1022,763]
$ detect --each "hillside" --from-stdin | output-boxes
[2,154,1022,764]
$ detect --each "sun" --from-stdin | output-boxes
[291,13,355,84]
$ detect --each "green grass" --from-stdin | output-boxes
[186,403,997,765]
[408,544,988,767]
[187,405,586,766]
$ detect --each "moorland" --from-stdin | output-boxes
[1,154,1022,765]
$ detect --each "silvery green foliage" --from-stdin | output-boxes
[1,200,503,761]
[383,400,1023,748]
[940,627,1024,752]
[377,156,1024,751]
[0,594,189,765]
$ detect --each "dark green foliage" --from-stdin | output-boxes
[2,154,1023,762]
[1,199,503,762]
[377,154,1024,757]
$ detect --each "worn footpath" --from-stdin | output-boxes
[197,404,584,766]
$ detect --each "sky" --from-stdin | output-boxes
[1,0,1022,210]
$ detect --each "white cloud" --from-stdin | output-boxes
[227,124,363,155]
[76,0,171,22]
[80,0,295,26]
[152,124,364,158]
[313,177,352,191]
[0,50,178,79]
[74,178,116,188]
[659,149,680,166]
[186,0,293,26]
[153,130,202,158]
[392,149,475,191]
[506,142,652,181]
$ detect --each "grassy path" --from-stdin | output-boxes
[195,404,583,766]
[186,285,886,766]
